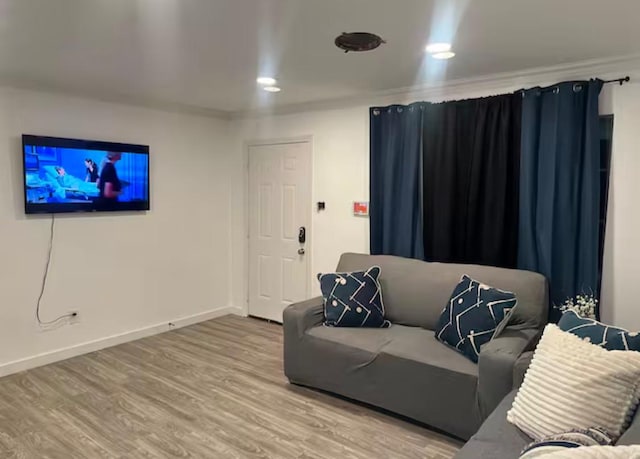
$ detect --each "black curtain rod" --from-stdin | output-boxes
[522,76,631,96]
[603,76,631,85]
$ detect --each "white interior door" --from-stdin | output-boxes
[248,140,311,322]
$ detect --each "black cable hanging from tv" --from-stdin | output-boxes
[35,214,76,326]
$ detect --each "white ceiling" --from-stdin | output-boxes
[1,0,639,115]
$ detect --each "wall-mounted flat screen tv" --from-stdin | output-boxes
[22,135,150,214]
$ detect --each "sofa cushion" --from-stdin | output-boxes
[558,310,640,352]
[336,253,547,331]
[304,324,481,439]
[317,266,390,328]
[306,324,396,354]
[382,325,478,376]
[306,324,477,376]
[435,275,517,363]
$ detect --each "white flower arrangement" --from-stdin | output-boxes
[557,294,598,319]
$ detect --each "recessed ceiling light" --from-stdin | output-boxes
[257,77,277,86]
[425,43,452,54]
[431,51,456,60]
[264,86,281,93]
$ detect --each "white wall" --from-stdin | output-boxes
[232,67,640,329]
[3,60,639,376]
[229,107,371,309]
[0,87,235,375]
[600,81,640,329]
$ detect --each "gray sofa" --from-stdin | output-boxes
[455,389,640,458]
[454,338,640,457]
[283,253,548,441]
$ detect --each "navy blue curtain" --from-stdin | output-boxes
[370,103,424,259]
[518,79,604,322]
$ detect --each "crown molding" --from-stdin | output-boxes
[232,54,640,120]
[0,77,231,121]
[3,54,639,122]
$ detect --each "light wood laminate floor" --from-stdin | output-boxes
[0,315,462,458]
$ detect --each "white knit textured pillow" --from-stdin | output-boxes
[507,324,640,440]
[540,446,640,458]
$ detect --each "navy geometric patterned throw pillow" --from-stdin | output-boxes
[558,310,640,351]
[435,275,517,363]
[317,266,390,328]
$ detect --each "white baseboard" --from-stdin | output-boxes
[0,305,244,378]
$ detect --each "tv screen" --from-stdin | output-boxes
[22,135,150,214]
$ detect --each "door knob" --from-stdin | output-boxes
[298,248,306,255]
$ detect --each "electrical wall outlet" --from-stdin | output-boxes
[68,311,80,325]
[38,311,79,332]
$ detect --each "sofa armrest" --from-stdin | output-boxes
[283,297,324,382]
[283,296,324,338]
[477,327,540,420]
[512,351,534,389]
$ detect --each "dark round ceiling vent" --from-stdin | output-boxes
[335,32,385,53]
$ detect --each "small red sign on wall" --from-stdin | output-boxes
[353,201,369,217]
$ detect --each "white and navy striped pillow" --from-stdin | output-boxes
[520,428,613,458]
[508,324,640,441]
[533,445,640,458]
